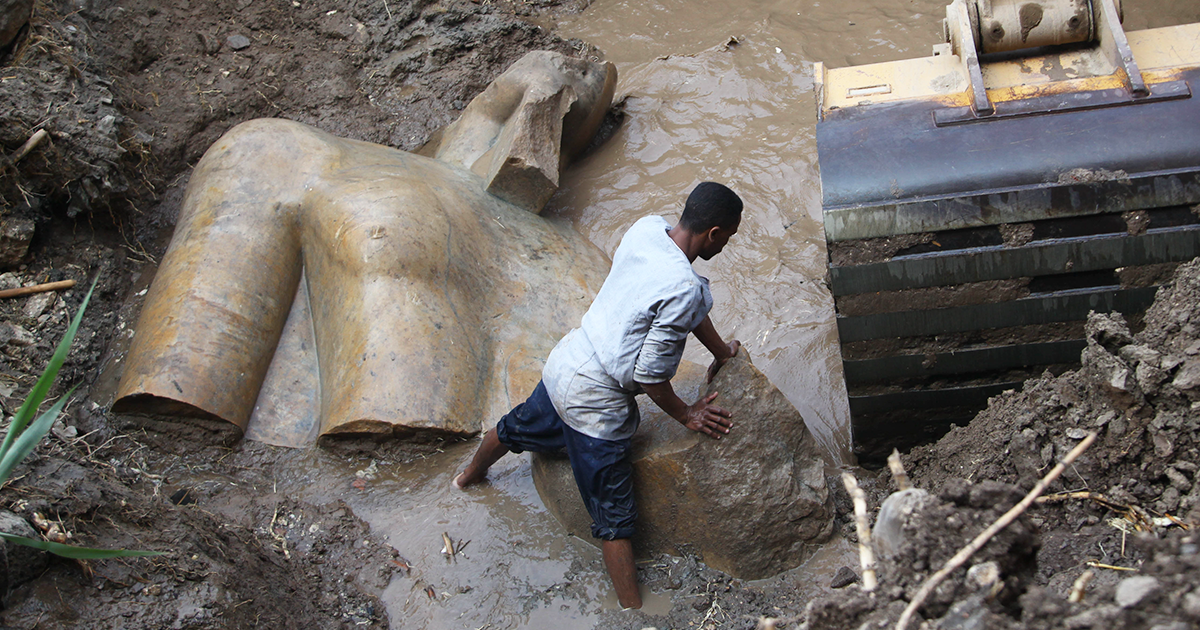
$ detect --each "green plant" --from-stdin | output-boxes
[0,280,162,559]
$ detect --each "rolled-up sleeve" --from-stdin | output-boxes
[632,284,703,384]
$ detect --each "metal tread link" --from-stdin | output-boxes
[837,286,1157,343]
[829,226,1200,297]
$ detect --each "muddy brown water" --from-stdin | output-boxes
[103,0,1197,627]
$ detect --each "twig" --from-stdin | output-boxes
[895,432,1097,630]
[1086,561,1138,572]
[888,449,911,491]
[0,279,76,300]
[842,472,877,591]
[10,129,49,164]
[1068,569,1093,603]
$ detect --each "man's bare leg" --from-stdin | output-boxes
[454,427,510,488]
[602,538,642,609]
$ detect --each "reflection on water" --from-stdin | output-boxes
[269,0,1200,627]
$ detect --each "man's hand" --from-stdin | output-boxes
[682,391,732,439]
[641,381,734,440]
[706,339,741,383]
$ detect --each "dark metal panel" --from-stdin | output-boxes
[843,339,1087,384]
[848,381,1024,414]
[829,227,1200,296]
[837,286,1157,342]
[817,68,1200,209]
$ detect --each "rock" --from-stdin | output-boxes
[0,509,48,596]
[0,216,35,269]
[1114,575,1160,608]
[872,488,931,558]
[0,0,34,49]
[532,353,834,579]
[0,322,35,347]
[226,33,250,50]
[830,566,859,588]
[22,291,55,318]
[1182,591,1200,618]
[1171,358,1200,391]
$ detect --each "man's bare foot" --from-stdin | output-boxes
[454,427,509,489]
[453,468,487,489]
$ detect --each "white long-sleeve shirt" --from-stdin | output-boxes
[542,216,714,440]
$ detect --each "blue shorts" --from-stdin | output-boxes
[496,381,636,541]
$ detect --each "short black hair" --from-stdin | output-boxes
[679,182,743,232]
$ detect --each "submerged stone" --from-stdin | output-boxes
[532,353,834,580]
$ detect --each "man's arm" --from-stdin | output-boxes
[692,315,740,382]
[640,380,732,439]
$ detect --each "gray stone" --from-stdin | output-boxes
[226,33,250,50]
[532,353,834,579]
[0,217,34,269]
[22,291,55,319]
[872,488,931,558]
[1,509,48,596]
[0,0,34,49]
[1171,358,1200,391]
[830,566,859,588]
[0,322,34,347]
[1182,591,1200,618]
[1114,575,1160,608]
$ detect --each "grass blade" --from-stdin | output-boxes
[0,387,75,485]
[0,279,95,458]
[0,532,164,558]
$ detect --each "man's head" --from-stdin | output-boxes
[680,182,742,260]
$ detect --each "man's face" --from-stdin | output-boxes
[698,218,740,261]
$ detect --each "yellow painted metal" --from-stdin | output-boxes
[819,22,1200,114]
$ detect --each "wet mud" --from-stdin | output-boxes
[2,0,1200,628]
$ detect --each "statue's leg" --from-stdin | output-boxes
[114,119,323,432]
[301,163,491,436]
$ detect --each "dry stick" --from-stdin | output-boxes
[888,449,911,491]
[895,432,1097,630]
[10,129,49,164]
[1068,569,1094,603]
[842,472,877,591]
[0,279,76,300]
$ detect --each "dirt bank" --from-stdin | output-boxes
[3,0,1199,627]
[2,0,598,626]
[783,258,1200,630]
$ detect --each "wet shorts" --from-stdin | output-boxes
[496,380,636,540]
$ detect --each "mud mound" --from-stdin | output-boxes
[794,257,1200,629]
[2,0,596,256]
[907,258,1200,527]
[2,441,394,628]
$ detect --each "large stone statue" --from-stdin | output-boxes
[113,52,617,446]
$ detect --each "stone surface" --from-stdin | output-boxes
[830,566,859,588]
[0,216,34,269]
[112,52,617,446]
[1114,575,1161,608]
[225,33,250,50]
[0,509,48,596]
[532,353,834,580]
[872,488,932,558]
[0,0,33,49]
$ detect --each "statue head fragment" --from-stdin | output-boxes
[427,51,618,212]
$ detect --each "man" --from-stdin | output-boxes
[454,181,743,609]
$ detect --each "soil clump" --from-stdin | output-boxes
[2,0,1199,627]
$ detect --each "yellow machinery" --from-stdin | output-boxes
[815,0,1200,463]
